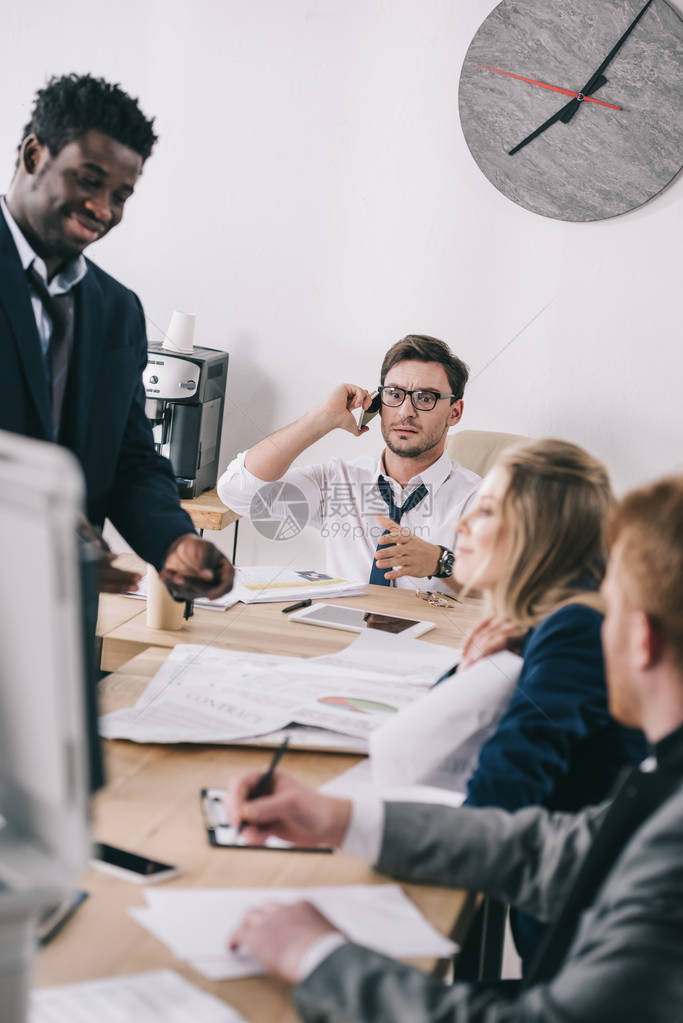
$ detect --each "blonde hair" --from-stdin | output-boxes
[608,475,683,668]
[487,439,613,628]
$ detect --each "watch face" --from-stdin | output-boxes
[458,0,683,221]
[439,548,455,578]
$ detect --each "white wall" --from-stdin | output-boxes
[3,0,681,566]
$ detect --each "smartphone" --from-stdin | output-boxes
[357,391,381,429]
[90,842,180,884]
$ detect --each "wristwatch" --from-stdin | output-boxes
[433,545,455,579]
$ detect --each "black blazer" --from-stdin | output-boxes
[0,212,193,568]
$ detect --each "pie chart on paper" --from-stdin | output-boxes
[318,696,397,715]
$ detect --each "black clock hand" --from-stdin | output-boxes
[562,0,654,125]
[509,75,607,155]
[559,74,607,123]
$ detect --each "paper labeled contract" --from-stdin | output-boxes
[30,968,247,1022]
[100,633,459,746]
[130,885,457,980]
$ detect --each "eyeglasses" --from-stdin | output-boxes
[416,589,462,607]
[379,386,457,412]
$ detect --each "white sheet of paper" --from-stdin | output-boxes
[30,969,246,1022]
[235,723,367,753]
[123,565,365,609]
[319,760,466,806]
[130,885,456,978]
[100,646,306,743]
[313,629,460,687]
[99,636,444,745]
[370,650,524,790]
[231,565,366,603]
[123,575,240,611]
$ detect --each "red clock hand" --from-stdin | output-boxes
[477,65,622,111]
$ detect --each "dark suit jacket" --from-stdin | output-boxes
[0,212,193,568]
[464,604,647,965]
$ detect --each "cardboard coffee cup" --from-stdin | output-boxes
[146,565,185,630]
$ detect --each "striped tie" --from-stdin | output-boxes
[27,264,74,440]
[369,476,428,586]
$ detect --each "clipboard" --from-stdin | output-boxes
[200,788,333,853]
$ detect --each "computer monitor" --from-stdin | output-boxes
[0,430,90,1021]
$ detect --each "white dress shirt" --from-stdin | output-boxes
[218,448,479,592]
[0,196,87,359]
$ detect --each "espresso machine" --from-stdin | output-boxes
[143,344,229,499]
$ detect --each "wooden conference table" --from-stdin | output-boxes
[37,566,484,1022]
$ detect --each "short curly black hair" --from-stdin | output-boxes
[19,73,158,163]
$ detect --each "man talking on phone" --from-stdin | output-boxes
[218,335,478,593]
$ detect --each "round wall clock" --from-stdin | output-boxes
[458,0,683,221]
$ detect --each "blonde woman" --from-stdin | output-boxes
[455,439,646,968]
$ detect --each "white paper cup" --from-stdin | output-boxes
[163,310,196,353]
[146,565,185,630]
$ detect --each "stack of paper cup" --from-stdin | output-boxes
[163,310,196,353]
[146,564,185,630]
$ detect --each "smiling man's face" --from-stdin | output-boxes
[13,129,141,274]
[380,359,463,460]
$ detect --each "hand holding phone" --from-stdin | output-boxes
[355,390,381,430]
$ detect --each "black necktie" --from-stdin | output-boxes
[525,760,679,986]
[369,476,428,586]
[27,264,74,440]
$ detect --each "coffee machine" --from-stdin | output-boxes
[143,344,229,499]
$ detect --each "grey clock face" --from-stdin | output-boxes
[458,0,683,221]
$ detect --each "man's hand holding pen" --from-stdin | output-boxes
[225,769,350,850]
[225,763,350,981]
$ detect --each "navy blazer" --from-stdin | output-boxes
[0,212,193,568]
[465,603,647,814]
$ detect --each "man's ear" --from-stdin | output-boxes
[20,134,46,176]
[634,609,665,670]
[448,399,464,427]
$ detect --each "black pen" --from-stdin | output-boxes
[282,598,312,614]
[237,737,290,833]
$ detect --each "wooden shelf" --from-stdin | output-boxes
[180,486,240,532]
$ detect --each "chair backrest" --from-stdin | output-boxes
[446,429,531,478]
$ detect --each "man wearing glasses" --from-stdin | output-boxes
[218,335,479,592]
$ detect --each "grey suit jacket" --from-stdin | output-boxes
[295,781,683,1021]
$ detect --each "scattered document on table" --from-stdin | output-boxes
[318,759,466,807]
[129,885,457,980]
[99,633,459,746]
[236,723,367,754]
[30,968,247,1022]
[230,565,367,603]
[123,574,240,611]
[122,566,365,609]
[370,650,524,790]
[316,629,460,688]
